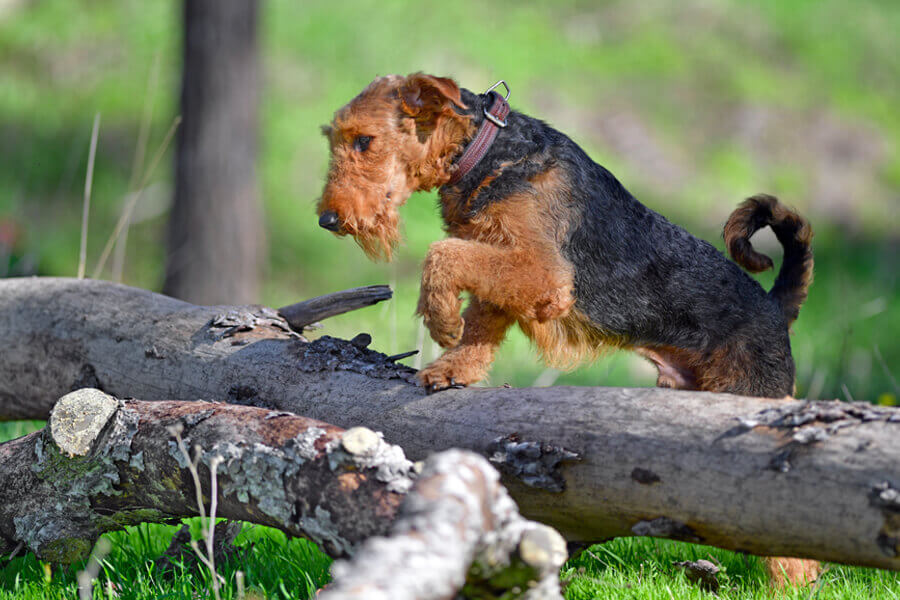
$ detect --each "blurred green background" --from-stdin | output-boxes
[1,0,897,401]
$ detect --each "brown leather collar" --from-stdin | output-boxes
[446,81,511,186]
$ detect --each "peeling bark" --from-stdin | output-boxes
[1,277,899,570]
[0,390,565,599]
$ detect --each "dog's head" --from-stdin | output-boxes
[316,73,473,260]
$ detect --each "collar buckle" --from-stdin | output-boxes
[484,107,508,128]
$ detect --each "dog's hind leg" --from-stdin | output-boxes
[636,347,700,390]
[764,557,822,588]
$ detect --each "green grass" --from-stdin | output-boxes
[0,520,330,600]
[563,538,900,600]
[1,500,898,600]
[1,0,899,597]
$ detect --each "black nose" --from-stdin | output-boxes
[319,211,340,231]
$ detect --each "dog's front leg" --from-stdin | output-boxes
[416,238,574,348]
[418,298,515,392]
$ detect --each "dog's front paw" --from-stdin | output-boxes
[533,286,575,322]
[418,355,483,394]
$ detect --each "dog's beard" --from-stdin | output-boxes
[346,206,401,262]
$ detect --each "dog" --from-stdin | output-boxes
[316,73,817,585]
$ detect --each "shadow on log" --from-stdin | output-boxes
[0,277,899,570]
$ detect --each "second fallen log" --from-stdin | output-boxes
[0,389,566,599]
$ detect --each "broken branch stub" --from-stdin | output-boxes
[320,450,567,600]
[278,285,393,332]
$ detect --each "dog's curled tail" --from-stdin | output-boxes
[724,194,814,326]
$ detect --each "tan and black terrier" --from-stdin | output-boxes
[316,73,813,396]
[316,73,817,584]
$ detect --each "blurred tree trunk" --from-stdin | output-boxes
[163,0,264,305]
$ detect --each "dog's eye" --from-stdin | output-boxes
[354,136,372,152]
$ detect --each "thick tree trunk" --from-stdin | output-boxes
[0,389,565,599]
[163,0,263,305]
[1,278,899,570]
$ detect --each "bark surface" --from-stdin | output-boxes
[1,277,899,570]
[0,391,409,561]
[321,449,567,600]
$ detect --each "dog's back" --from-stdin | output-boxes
[561,158,806,396]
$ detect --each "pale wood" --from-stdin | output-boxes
[321,449,566,600]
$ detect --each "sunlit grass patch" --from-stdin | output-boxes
[0,522,331,600]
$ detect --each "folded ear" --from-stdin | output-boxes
[399,73,467,117]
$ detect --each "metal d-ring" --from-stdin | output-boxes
[484,80,511,101]
[483,80,510,127]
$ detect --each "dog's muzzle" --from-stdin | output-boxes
[318,211,340,232]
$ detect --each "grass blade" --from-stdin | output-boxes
[77,112,101,279]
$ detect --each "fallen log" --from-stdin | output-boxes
[0,389,565,599]
[0,389,408,560]
[1,277,899,569]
